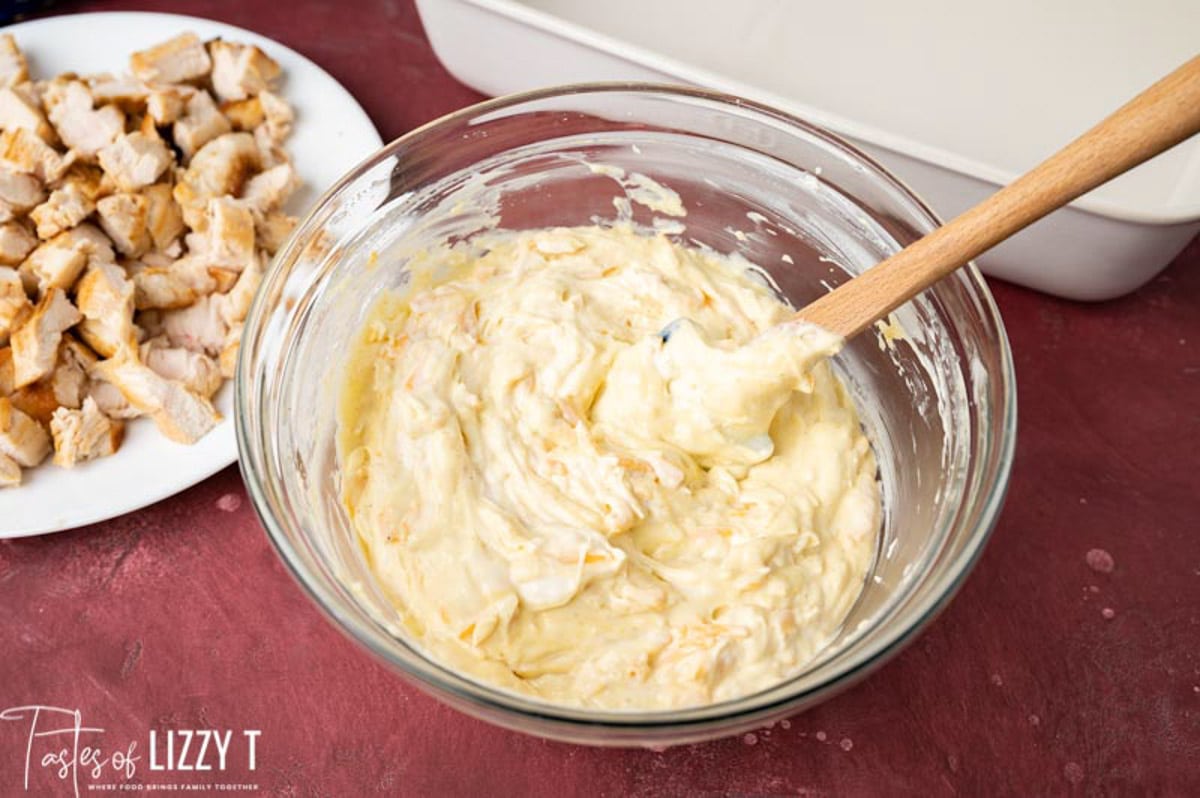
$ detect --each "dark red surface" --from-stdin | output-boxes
[2,2,1198,795]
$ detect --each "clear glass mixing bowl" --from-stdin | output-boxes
[236,84,1016,747]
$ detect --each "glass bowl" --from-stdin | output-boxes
[236,84,1016,747]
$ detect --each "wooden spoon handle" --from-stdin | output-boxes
[797,54,1200,339]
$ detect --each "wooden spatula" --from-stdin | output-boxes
[796,55,1200,338]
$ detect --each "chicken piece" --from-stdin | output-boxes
[209,40,281,102]
[11,287,82,388]
[29,181,95,239]
[55,222,116,265]
[0,87,55,142]
[0,35,28,90]
[219,97,263,131]
[75,260,136,358]
[0,451,19,486]
[7,338,90,424]
[0,127,73,183]
[200,197,255,271]
[161,252,261,355]
[91,350,220,444]
[43,80,125,158]
[141,337,222,397]
[256,90,293,144]
[255,212,296,258]
[97,132,172,192]
[129,33,212,85]
[95,193,150,257]
[0,221,36,266]
[0,267,31,344]
[146,86,186,125]
[173,132,260,230]
[240,162,297,214]
[21,241,84,296]
[140,183,185,252]
[129,255,217,310]
[86,379,137,419]
[86,75,149,111]
[0,167,45,222]
[219,322,241,378]
[50,396,124,467]
[172,90,231,162]
[0,396,50,467]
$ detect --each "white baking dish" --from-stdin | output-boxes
[415,0,1200,300]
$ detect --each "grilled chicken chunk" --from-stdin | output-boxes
[0,266,31,344]
[140,183,185,251]
[75,260,136,358]
[0,221,36,266]
[129,254,217,310]
[0,127,73,182]
[29,180,95,239]
[11,287,82,387]
[0,167,45,221]
[21,223,114,295]
[209,40,281,102]
[141,336,222,397]
[173,90,231,161]
[44,80,125,158]
[0,395,50,468]
[98,132,172,192]
[95,192,151,257]
[129,33,212,85]
[91,350,219,444]
[240,162,297,214]
[50,395,124,467]
[255,90,293,145]
[0,35,29,89]
[0,86,55,141]
[173,132,260,230]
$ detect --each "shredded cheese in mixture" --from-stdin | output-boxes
[339,225,879,709]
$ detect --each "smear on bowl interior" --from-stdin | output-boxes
[338,224,880,710]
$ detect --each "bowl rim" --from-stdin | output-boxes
[236,80,1018,730]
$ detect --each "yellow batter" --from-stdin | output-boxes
[339,226,879,709]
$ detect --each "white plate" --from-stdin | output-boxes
[0,12,383,537]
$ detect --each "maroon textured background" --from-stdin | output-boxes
[2,1,1198,795]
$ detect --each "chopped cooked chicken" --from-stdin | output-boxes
[95,192,150,257]
[97,132,172,192]
[29,180,95,239]
[129,254,216,309]
[130,33,212,85]
[256,90,293,144]
[141,337,222,397]
[219,96,263,131]
[75,260,135,357]
[86,378,138,419]
[146,86,186,125]
[251,209,297,259]
[55,222,117,266]
[0,395,50,467]
[173,132,261,230]
[86,75,148,110]
[209,40,281,102]
[50,396,123,467]
[0,127,73,182]
[0,35,28,89]
[7,337,91,423]
[200,197,255,270]
[11,287,81,387]
[91,350,219,444]
[240,162,297,214]
[172,89,231,161]
[0,267,31,344]
[140,183,185,251]
[0,452,19,486]
[161,252,261,354]
[21,240,85,294]
[43,80,125,158]
[0,167,45,221]
[0,86,55,141]
[0,222,36,265]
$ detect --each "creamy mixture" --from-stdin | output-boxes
[339,226,880,709]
